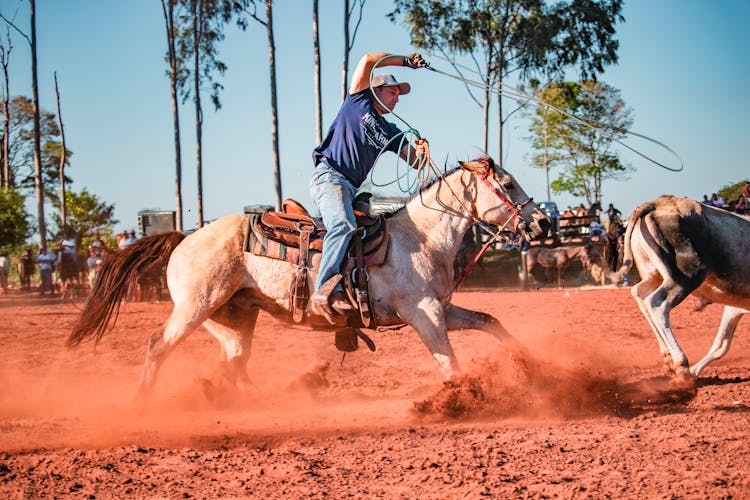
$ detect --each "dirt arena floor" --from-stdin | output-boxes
[1,286,749,498]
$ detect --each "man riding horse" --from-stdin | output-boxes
[310,51,430,319]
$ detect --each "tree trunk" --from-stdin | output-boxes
[266,0,282,210]
[193,0,204,228]
[162,0,183,231]
[341,0,350,103]
[543,109,550,201]
[54,72,67,230]
[29,0,46,250]
[482,59,490,153]
[496,48,504,167]
[1,31,10,191]
[312,0,322,144]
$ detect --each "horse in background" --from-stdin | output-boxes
[133,263,166,302]
[58,250,85,300]
[525,245,591,288]
[16,250,34,292]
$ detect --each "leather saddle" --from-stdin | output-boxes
[244,195,389,327]
[249,196,387,264]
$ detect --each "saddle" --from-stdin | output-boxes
[244,195,389,327]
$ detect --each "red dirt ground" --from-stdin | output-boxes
[1,287,749,497]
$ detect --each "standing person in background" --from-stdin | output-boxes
[37,248,56,295]
[606,203,621,224]
[128,230,139,245]
[89,232,107,257]
[548,204,560,238]
[310,51,430,317]
[118,230,131,250]
[86,249,103,289]
[116,230,129,249]
[60,234,80,281]
[0,251,9,293]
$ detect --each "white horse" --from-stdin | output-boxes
[613,196,750,380]
[69,157,549,398]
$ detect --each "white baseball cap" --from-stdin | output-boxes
[371,73,410,95]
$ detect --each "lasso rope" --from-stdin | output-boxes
[367,55,524,254]
[424,52,684,173]
[366,55,437,194]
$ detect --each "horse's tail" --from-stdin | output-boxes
[609,201,656,285]
[67,231,186,348]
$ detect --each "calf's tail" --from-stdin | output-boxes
[609,201,656,285]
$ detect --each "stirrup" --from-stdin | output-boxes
[312,275,343,311]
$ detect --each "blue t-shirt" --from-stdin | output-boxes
[312,89,403,187]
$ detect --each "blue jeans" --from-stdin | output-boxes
[310,164,358,293]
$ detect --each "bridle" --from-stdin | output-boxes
[478,166,535,233]
[430,158,536,293]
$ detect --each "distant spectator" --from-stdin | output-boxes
[60,234,79,276]
[86,250,103,288]
[606,203,621,223]
[37,248,56,295]
[560,206,574,228]
[89,232,107,257]
[735,194,749,214]
[743,181,750,200]
[588,201,602,217]
[574,204,587,217]
[589,217,606,238]
[700,194,711,205]
[128,230,139,245]
[709,193,727,208]
[117,230,131,250]
[548,204,560,236]
[0,251,9,293]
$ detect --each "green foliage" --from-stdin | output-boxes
[174,0,244,110]
[717,179,749,204]
[389,0,623,85]
[528,80,633,205]
[390,0,623,159]
[0,95,72,197]
[0,188,33,253]
[50,188,118,242]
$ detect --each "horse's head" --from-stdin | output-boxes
[459,157,550,241]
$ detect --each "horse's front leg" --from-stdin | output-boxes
[445,303,526,352]
[400,297,459,377]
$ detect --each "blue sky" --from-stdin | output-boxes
[4,0,749,233]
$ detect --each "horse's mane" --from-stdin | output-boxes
[383,165,463,219]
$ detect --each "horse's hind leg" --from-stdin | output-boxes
[690,306,746,377]
[203,303,260,391]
